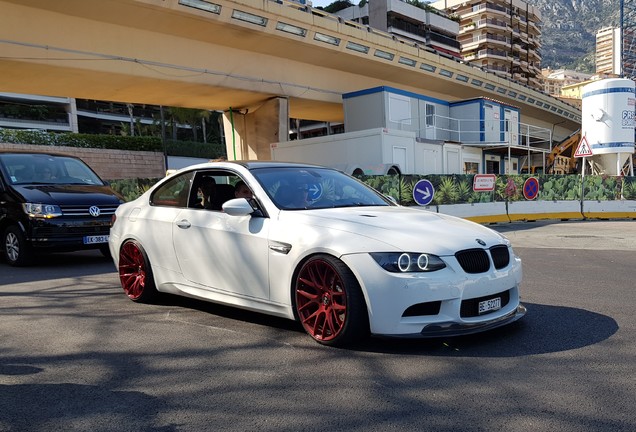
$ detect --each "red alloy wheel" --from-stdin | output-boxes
[295,258,348,343]
[118,240,152,301]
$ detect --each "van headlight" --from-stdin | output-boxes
[22,203,63,218]
[370,252,446,273]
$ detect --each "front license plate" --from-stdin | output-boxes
[478,297,501,314]
[83,235,109,244]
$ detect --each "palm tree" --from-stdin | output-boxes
[167,107,216,142]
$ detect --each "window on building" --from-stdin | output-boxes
[425,104,435,128]
[464,162,479,174]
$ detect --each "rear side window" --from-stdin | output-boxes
[150,172,194,207]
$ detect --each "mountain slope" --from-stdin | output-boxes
[535,0,620,71]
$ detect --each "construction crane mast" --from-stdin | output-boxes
[622,0,636,78]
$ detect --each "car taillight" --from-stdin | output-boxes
[110,214,117,227]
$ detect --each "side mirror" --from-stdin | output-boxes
[222,198,255,216]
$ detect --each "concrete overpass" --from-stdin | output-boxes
[0,0,581,160]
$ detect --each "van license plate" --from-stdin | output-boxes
[84,235,109,244]
[478,297,501,314]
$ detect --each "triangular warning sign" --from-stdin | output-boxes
[574,135,593,158]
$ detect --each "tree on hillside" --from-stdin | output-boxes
[323,0,354,14]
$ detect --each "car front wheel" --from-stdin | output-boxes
[3,225,33,267]
[118,240,158,303]
[294,254,369,347]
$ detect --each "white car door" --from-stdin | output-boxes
[172,208,271,300]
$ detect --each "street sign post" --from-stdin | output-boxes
[413,179,435,206]
[523,177,539,200]
[473,174,496,192]
[574,134,593,199]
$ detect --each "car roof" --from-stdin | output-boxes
[185,160,331,171]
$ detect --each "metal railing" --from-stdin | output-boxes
[395,114,552,149]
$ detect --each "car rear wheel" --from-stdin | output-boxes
[3,225,33,267]
[118,240,158,303]
[294,254,369,347]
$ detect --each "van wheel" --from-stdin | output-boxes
[3,225,33,267]
[99,244,112,259]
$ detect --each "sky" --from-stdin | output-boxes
[306,0,333,8]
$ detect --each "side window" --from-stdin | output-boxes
[150,172,194,207]
[190,169,246,211]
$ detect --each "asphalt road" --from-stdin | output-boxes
[1,220,635,432]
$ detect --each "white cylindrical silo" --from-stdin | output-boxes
[581,78,635,175]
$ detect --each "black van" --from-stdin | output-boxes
[0,151,124,266]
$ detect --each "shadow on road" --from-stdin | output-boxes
[359,302,618,357]
[150,295,619,358]
[0,251,115,285]
[0,382,177,431]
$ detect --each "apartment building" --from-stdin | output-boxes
[541,68,593,97]
[334,0,461,57]
[596,26,622,76]
[431,0,543,90]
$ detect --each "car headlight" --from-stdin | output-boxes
[370,252,446,273]
[22,203,63,219]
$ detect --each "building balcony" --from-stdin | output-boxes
[0,114,72,132]
[475,18,510,33]
[461,3,510,20]
[477,48,509,61]
[461,34,511,51]
[428,31,461,50]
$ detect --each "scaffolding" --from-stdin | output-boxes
[621,0,636,78]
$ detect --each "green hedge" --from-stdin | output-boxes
[109,178,162,202]
[109,174,636,204]
[0,129,226,159]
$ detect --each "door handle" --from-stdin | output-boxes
[176,220,191,229]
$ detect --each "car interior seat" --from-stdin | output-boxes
[212,184,236,210]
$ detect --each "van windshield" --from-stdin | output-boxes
[0,153,105,186]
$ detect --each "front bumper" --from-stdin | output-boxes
[389,304,527,338]
[26,217,111,250]
[341,251,524,337]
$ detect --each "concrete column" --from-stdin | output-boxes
[369,0,389,32]
[222,97,289,161]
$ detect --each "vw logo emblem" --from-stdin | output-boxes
[89,206,101,217]
[476,238,486,246]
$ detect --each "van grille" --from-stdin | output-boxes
[59,204,119,216]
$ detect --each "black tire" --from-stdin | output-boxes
[3,225,33,267]
[294,254,369,347]
[99,244,112,259]
[117,240,158,303]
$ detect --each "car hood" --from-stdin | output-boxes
[280,206,508,255]
[12,184,123,205]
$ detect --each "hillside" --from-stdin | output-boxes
[534,0,620,72]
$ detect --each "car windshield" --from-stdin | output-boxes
[251,166,392,210]
[0,154,105,186]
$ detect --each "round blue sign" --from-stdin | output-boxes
[523,177,539,200]
[413,179,435,206]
